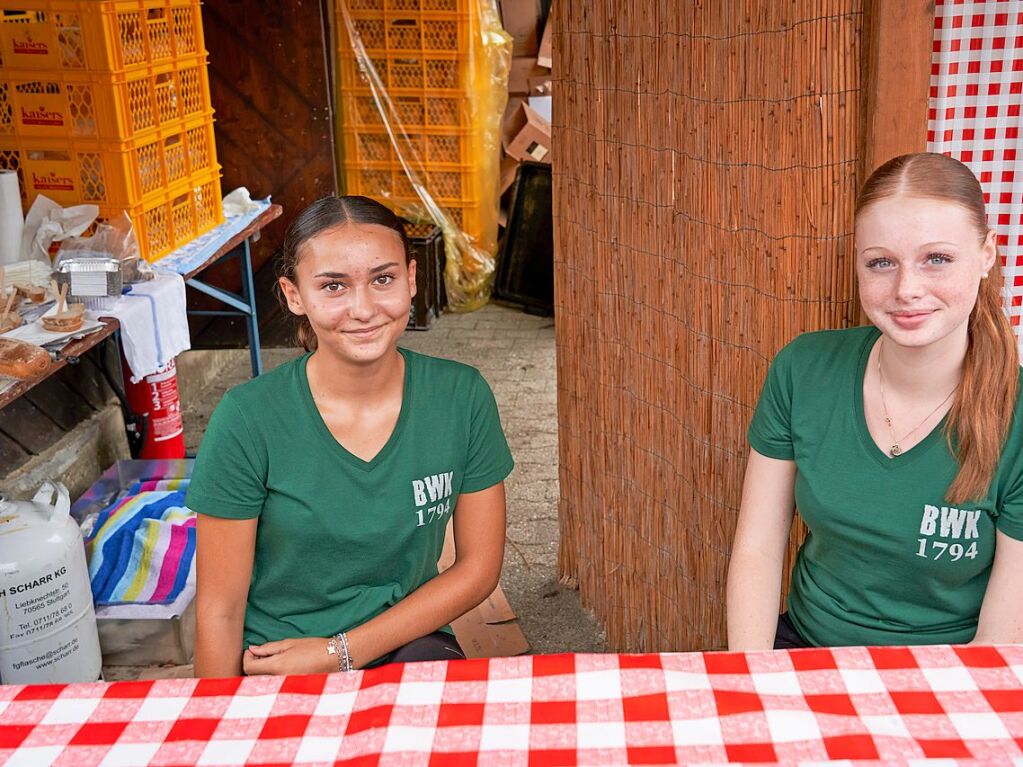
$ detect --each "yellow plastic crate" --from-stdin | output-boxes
[345,0,469,11]
[0,56,212,141]
[102,167,222,261]
[342,126,473,167]
[343,161,484,206]
[340,90,471,131]
[346,10,469,57]
[0,0,205,72]
[0,115,218,208]
[338,52,467,94]
[383,195,485,241]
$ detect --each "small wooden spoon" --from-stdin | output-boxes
[0,269,20,334]
[41,280,84,333]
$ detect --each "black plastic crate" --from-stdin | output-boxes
[495,162,553,315]
[406,224,445,330]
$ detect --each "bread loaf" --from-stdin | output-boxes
[0,338,50,380]
[41,300,84,333]
[14,283,47,303]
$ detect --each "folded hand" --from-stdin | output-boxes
[243,637,335,676]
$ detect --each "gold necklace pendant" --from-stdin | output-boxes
[877,339,957,461]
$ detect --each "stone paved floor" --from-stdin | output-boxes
[181,303,605,656]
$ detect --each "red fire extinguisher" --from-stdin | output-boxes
[121,356,185,459]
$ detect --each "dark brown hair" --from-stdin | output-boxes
[276,195,413,351]
[856,152,1018,503]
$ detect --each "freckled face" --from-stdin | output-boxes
[279,222,416,365]
[855,195,997,353]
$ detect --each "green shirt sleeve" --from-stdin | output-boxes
[185,392,268,519]
[997,440,1023,542]
[748,340,796,460]
[461,372,514,493]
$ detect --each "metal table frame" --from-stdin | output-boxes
[181,204,283,379]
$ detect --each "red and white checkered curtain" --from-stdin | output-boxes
[927,1,1023,340]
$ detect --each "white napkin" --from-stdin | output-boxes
[1,310,105,346]
[104,270,190,382]
[221,187,262,217]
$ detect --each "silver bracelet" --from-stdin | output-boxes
[338,631,355,672]
[325,635,344,673]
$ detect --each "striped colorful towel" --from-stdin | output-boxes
[85,490,196,606]
[127,478,191,494]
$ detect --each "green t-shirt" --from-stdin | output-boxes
[749,326,1023,647]
[185,348,514,648]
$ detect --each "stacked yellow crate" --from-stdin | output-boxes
[0,0,222,261]
[336,0,501,253]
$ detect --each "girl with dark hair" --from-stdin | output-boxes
[187,195,513,676]
[727,153,1023,649]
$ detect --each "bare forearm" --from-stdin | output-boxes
[346,562,498,667]
[727,451,797,651]
[194,514,257,677]
[194,609,245,677]
[970,531,1023,645]
[726,546,785,651]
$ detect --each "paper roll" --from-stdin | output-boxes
[0,171,24,267]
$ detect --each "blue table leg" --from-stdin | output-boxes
[240,239,262,377]
[185,238,263,378]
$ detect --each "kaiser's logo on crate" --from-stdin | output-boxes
[20,106,64,127]
[32,171,74,192]
[11,33,49,56]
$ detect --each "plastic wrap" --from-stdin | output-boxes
[56,212,154,285]
[336,0,512,311]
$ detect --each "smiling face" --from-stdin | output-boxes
[855,195,997,354]
[279,222,416,366]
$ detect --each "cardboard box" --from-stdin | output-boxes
[500,155,520,195]
[537,14,552,68]
[439,524,529,658]
[509,56,548,95]
[502,103,552,164]
[503,95,526,128]
[499,0,542,56]
[528,75,552,95]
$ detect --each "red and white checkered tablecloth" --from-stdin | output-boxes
[0,646,1021,766]
[928,1,1023,336]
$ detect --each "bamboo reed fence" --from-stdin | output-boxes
[553,1,869,651]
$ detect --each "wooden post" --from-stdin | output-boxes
[857,0,934,324]
[858,0,935,182]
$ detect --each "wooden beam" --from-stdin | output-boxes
[858,0,935,183]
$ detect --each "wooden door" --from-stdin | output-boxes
[194,0,338,348]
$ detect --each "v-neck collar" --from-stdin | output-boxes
[853,327,946,470]
[299,347,414,472]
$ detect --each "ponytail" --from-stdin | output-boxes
[945,267,1019,503]
[295,317,319,352]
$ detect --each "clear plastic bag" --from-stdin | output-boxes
[336,0,513,311]
[56,212,154,285]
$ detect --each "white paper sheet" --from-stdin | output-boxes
[0,308,105,347]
